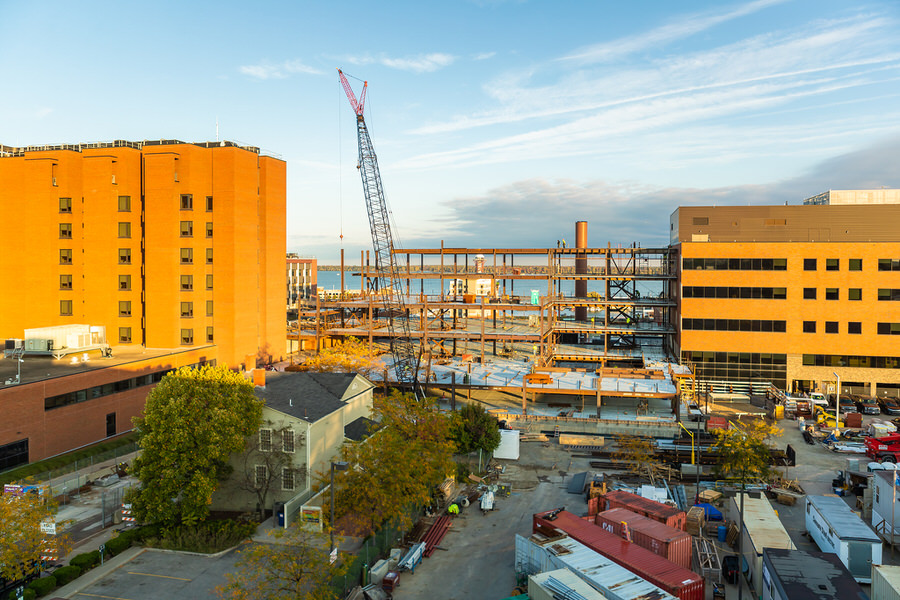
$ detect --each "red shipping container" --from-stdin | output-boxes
[534,509,704,600]
[595,507,693,569]
[587,496,601,516]
[601,490,687,530]
[707,416,729,431]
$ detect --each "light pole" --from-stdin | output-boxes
[833,371,841,413]
[330,461,349,558]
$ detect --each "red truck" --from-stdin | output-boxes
[865,433,900,463]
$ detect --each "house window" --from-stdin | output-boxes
[825,288,839,300]
[255,465,267,488]
[849,289,862,301]
[282,467,295,491]
[119,327,132,343]
[180,221,193,237]
[826,259,839,271]
[206,196,213,211]
[803,321,816,333]
[206,274,213,290]
[180,248,193,264]
[848,322,862,334]
[849,259,862,271]
[825,321,839,334]
[59,223,72,239]
[205,222,213,238]
[283,430,295,453]
[118,196,131,212]
[180,328,194,345]
[181,275,193,291]
[206,326,214,343]
[119,301,131,317]
[60,274,73,290]
[804,258,817,271]
[59,197,72,213]
[60,249,73,265]
[119,248,132,264]
[206,300,213,317]
[60,300,73,316]
[118,222,131,238]
[259,429,272,452]
[119,275,131,290]
[180,194,193,210]
[803,288,816,300]
[180,302,193,318]
[206,248,213,264]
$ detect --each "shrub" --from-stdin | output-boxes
[156,519,257,553]
[69,550,100,571]
[26,575,56,597]
[8,588,36,600]
[456,461,471,481]
[105,534,132,556]
[52,564,81,586]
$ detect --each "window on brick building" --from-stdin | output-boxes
[803,321,816,333]
[804,258,817,271]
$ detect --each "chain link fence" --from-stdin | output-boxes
[19,443,140,497]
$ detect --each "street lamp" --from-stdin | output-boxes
[330,461,349,557]
[833,371,841,413]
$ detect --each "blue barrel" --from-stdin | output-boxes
[718,524,727,542]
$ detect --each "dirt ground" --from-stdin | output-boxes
[390,400,897,599]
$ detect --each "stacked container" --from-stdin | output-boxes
[594,507,692,569]
[601,490,687,530]
[534,509,704,600]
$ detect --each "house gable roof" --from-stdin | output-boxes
[255,371,372,423]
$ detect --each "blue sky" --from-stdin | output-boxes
[2,0,899,263]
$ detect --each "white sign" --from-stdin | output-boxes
[40,519,56,535]
[329,547,338,565]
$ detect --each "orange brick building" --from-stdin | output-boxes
[0,140,286,368]
[671,203,900,397]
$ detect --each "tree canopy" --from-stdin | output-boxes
[450,403,501,455]
[0,487,69,582]
[130,365,263,526]
[303,337,381,377]
[333,391,456,536]
[217,524,347,600]
[712,418,782,484]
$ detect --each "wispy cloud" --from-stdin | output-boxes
[239,59,322,80]
[400,10,900,172]
[563,0,788,64]
[419,135,900,249]
[340,52,457,73]
[473,52,496,61]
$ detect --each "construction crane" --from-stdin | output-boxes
[338,69,419,392]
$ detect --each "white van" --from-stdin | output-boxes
[809,392,829,408]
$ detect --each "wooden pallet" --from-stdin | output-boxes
[726,522,740,546]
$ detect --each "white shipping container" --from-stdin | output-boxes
[494,429,519,460]
[872,565,900,600]
[805,495,882,583]
[729,494,795,596]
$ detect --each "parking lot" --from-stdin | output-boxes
[64,548,243,600]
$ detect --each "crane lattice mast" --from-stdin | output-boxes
[338,69,419,390]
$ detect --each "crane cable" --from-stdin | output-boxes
[338,78,343,244]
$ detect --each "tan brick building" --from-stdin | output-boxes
[670,199,900,397]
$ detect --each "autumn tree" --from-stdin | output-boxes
[712,418,782,485]
[613,435,664,483]
[332,391,456,536]
[216,524,347,600]
[304,337,381,377]
[451,403,501,456]
[0,487,70,582]
[130,365,263,526]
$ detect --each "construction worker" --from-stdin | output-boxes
[448,503,459,517]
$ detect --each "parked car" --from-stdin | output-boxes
[881,397,900,416]
[855,395,881,415]
[838,396,857,414]
[809,392,829,408]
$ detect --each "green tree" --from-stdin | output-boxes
[304,337,381,377]
[216,525,347,600]
[450,403,501,455]
[130,365,263,526]
[333,391,456,536]
[0,487,69,582]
